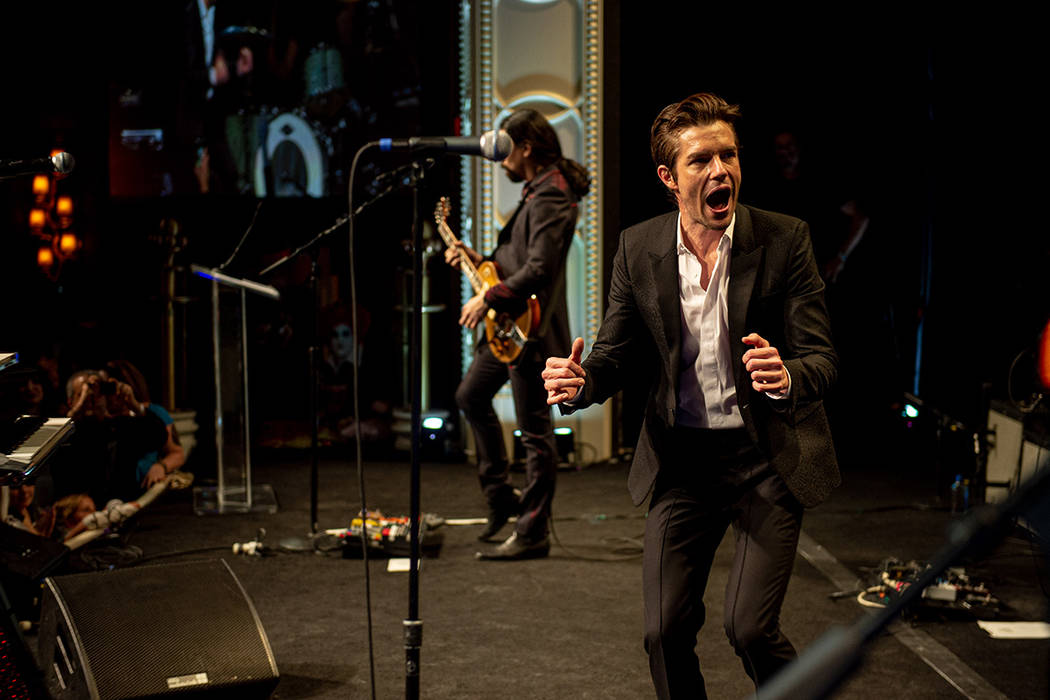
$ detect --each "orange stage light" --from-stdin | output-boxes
[37,246,55,268]
[56,195,73,217]
[32,174,50,197]
[58,232,79,255]
[29,208,46,229]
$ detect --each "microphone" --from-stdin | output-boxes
[0,152,75,179]
[379,130,513,162]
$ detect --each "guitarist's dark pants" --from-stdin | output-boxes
[455,342,555,541]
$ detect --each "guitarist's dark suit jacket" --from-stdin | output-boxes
[484,164,577,359]
[569,203,839,509]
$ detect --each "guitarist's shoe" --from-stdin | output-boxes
[477,488,522,542]
[475,532,550,561]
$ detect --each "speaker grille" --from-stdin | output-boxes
[44,559,277,699]
[0,621,37,700]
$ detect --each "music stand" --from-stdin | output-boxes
[190,265,280,515]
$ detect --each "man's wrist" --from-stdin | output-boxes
[765,367,792,400]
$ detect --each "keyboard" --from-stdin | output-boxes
[0,415,74,484]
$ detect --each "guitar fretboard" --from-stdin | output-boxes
[435,213,486,295]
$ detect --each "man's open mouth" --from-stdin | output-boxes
[705,187,732,211]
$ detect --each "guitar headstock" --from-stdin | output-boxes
[434,196,451,226]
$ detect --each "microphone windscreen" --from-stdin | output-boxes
[51,151,75,175]
[481,130,514,161]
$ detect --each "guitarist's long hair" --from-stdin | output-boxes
[500,109,591,198]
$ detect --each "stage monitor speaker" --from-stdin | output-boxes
[0,522,70,623]
[2,582,48,700]
[37,559,279,700]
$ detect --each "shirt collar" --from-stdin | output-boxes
[675,212,736,254]
[523,162,560,196]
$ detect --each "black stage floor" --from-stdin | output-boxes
[23,418,1050,700]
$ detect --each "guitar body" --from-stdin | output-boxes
[476,262,541,364]
[434,196,541,364]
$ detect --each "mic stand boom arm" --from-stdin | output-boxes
[258,155,436,278]
[256,165,432,535]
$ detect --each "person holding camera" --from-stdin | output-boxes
[103,359,187,491]
[66,369,146,421]
[52,368,183,505]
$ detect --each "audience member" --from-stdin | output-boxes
[48,492,98,543]
[0,346,69,419]
[103,360,187,489]
[3,483,47,535]
[52,364,183,506]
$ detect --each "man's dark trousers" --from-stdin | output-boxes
[643,426,804,699]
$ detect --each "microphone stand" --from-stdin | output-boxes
[339,144,438,700]
[258,226,338,538]
[400,157,429,700]
[258,176,417,540]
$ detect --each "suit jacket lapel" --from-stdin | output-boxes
[648,214,681,389]
[497,197,526,247]
[497,166,557,247]
[729,206,761,396]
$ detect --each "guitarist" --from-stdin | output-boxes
[445,108,590,560]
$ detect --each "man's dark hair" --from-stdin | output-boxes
[649,92,742,173]
[500,109,591,198]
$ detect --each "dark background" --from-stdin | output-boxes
[1,3,1046,467]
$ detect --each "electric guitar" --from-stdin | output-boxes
[434,197,540,363]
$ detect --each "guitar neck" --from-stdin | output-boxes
[437,222,486,295]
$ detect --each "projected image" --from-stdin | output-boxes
[109,0,423,198]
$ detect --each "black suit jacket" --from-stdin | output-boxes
[484,164,579,359]
[571,204,839,508]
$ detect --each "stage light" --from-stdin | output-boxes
[56,195,73,219]
[393,408,457,459]
[58,232,78,255]
[902,403,919,419]
[37,246,54,268]
[513,427,576,468]
[24,152,78,279]
[421,415,448,444]
[32,174,49,198]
